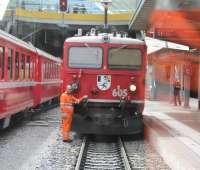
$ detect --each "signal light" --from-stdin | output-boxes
[60,0,67,11]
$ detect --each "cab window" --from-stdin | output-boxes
[108,48,142,69]
[68,47,102,68]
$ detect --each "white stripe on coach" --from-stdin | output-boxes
[0,80,63,89]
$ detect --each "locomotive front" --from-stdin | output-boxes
[62,34,146,135]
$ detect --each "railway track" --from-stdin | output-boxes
[23,103,59,127]
[75,137,132,170]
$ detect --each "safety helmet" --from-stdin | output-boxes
[66,85,72,93]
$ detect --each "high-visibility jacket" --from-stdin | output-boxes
[60,92,84,114]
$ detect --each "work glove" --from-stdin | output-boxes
[82,96,88,105]
[83,95,88,99]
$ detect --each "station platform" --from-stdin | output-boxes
[144,99,200,170]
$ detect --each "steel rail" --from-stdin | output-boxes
[119,137,132,170]
[75,137,87,170]
[75,136,132,170]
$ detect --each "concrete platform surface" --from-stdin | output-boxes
[144,99,200,170]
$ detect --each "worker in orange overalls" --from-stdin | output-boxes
[60,85,87,142]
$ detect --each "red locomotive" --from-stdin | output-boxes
[0,29,62,129]
[61,33,147,135]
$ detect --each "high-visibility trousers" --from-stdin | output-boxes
[61,107,74,141]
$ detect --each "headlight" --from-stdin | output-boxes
[130,84,136,92]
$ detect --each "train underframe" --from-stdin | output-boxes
[72,101,144,135]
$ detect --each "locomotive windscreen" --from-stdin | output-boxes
[68,47,102,68]
[108,48,142,69]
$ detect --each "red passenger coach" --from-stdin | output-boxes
[0,29,62,129]
[62,34,147,135]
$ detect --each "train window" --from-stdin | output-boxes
[42,62,45,79]
[26,56,31,79]
[56,65,58,79]
[15,52,19,80]
[31,58,35,80]
[50,62,52,79]
[52,63,54,79]
[8,49,13,80]
[108,48,142,69]
[45,62,47,79]
[46,62,49,79]
[68,47,102,68]
[49,62,51,79]
[55,64,57,78]
[42,62,44,79]
[53,64,55,79]
[54,65,56,78]
[21,54,25,80]
[58,65,60,78]
[0,46,4,80]
[57,65,59,78]
[30,58,32,80]
[47,62,49,79]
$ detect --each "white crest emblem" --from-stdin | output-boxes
[97,75,111,91]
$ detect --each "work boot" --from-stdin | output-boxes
[63,138,73,143]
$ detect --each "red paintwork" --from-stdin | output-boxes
[0,31,61,122]
[149,8,200,48]
[62,39,147,102]
[149,48,199,99]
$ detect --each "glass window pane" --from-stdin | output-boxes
[26,56,30,79]
[8,49,13,80]
[0,47,5,80]
[15,52,19,80]
[47,62,49,79]
[31,58,35,80]
[44,62,47,79]
[68,47,102,68]
[108,48,142,69]
[21,54,25,79]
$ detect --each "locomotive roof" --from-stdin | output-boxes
[65,35,145,45]
[0,29,62,63]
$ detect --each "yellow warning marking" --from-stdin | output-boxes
[15,8,133,22]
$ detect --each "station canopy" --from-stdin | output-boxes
[0,0,142,20]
